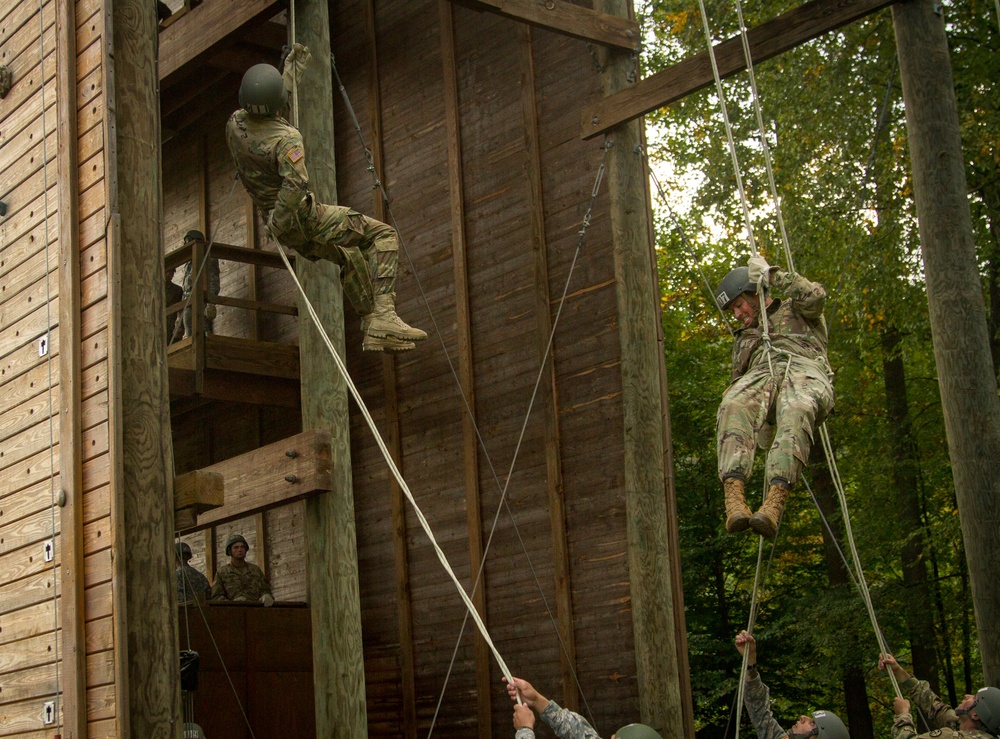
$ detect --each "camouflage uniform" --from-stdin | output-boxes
[743,669,793,739]
[516,701,602,739]
[893,677,995,739]
[165,277,183,341]
[717,269,834,486]
[176,563,211,603]
[210,561,271,602]
[181,258,220,337]
[225,108,398,317]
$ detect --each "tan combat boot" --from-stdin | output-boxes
[723,477,752,533]
[362,293,427,343]
[750,482,791,539]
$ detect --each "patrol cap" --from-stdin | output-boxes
[225,534,249,556]
[176,541,192,559]
[973,687,1000,735]
[812,710,849,739]
[614,724,663,739]
[238,64,287,117]
[715,266,759,311]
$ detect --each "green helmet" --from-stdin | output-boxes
[238,64,287,116]
[812,710,849,739]
[614,724,663,739]
[225,534,249,556]
[715,266,759,310]
[973,687,1000,735]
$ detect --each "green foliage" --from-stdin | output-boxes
[639,1,996,737]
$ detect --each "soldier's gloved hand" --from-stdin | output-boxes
[747,255,772,287]
[282,43,312,91]
[205,304,217,321]
[260,594,275,608]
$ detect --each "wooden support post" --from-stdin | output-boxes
[595,2,685,736]
[293,1,369,735]
[108,0,182,735]
[439,5,492,734]
[892,0,1000,683]
[516,22,578,709]
[56,0,85,734]
[366,2,417,735]
[190,237,206,393]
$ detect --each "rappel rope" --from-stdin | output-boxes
[36,0,62,724]
[271,239,519,687]
[322,50,608,730]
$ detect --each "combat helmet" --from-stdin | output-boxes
[715,266,760,310]
[971,687,1000,735]
[175,541,192,560]
[225,534,249,556]
[614,724,663,739]
[238,64,287,116]
[812,710,849,739]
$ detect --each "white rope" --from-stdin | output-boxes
[818,422,902,699]
[272,242,518,686]
[696,0,758,257]
[732,0,795,274]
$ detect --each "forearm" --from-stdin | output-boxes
[540,701,601,739]
[744,671,789,739]
[771,269,826,318]
[515,730,536,739]
[892,711,918,739]
[905,677,958,729]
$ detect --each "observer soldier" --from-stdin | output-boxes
[211,534,274,606]
[175,541,211,604]
[226,48,425,352]
[715,255,834,538]
[177,229,220,339]
[879,653,1000,739]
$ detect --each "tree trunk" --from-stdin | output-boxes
[893,0,1000,684]
[880,326,940,689]
[981,183,1000,373]
[810,447,875,739]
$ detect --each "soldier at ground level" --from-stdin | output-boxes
[714,255,834,538]
[736,631,849,739]
[879,654,1000,739]
[211,534,274,606]
[226,50,426,353]
[506,676,661,739]
[176,229,220,340]
[175,541,211,603]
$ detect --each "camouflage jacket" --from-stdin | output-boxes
[210,561,271,602]
[515,701,602,739]
[225,109,316,247]
[744,669,792,739]
[730,269,830,382]
[175,564,211,603]
[893,677,995,739]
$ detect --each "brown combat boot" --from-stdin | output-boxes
[362,293,427,343]
[750,481,791,539]
[723,477,752,533]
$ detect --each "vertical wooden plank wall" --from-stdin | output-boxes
[0,0,120,735]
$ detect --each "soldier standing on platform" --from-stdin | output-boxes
[211,534,274,606]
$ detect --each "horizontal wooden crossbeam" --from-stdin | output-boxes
[453,0,639,50]
[158,0,286,82]
[178,430,333,532]
[580,0,898,139]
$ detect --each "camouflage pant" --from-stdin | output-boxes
[717,357,834,486]
[286,201,398,317]
[181,258,221,336]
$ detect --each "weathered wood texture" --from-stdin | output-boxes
[162,0,682,737]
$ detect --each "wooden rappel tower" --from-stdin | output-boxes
[2,0,987,736]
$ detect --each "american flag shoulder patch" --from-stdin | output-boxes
[287,147,304,163]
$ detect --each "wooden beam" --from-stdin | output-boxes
[173,470,224,513]
[56,0,86,732]
[177,430,332,531]
[439,5,492,735]
[165,241,292,271]
[294,2,369,735]
[452,0,638,50]
[595,1,685,735]
[517,22,579,710]
[581,0,898,139]
[168,367,301,408]
[157,0,286,82]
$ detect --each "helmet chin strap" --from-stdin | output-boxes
[789,728,820,739]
